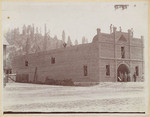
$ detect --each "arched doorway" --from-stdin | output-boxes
[117,64,130,82]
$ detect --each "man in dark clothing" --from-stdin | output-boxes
[127,73,131,82]
[133,72,137,82]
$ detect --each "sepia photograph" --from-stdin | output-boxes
[1,0,149,115]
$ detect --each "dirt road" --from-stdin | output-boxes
[3,82,145,112]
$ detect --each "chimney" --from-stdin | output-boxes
[128,29,133,38]
[128,29,131,33]
[110,24,113,33]
[119,26,122,32]
[97,28,101,35]
[113,26,117,33]
[131,28,133,37]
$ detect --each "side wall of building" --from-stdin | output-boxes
[12,43,99,85]
[130,38,144,81]
[99,41,116,82]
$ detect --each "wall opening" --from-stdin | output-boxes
[117,64,130,82]
[121,47,125,58]
[83,65,88,76]
[106,65,110,76]
[51,57,55,64]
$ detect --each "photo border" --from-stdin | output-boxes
[0,0,149,117]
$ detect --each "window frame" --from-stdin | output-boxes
[83,65,88,76]
[121,46,125,58]
[106,65,110,76]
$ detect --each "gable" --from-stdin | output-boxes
[118,35,127,42]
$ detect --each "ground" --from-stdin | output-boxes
[3,82,145,112]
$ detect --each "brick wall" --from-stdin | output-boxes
[131,46,143,60]
[99,59,116,82]
[99,43,114,58]
[12,43,99,84]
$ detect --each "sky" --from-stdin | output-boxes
[2,1,148,44]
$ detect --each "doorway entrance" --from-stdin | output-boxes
[117,64,130,82]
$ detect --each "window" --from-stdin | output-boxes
[121,47,125,58]
[6,69,9,74]
[83,65,88,76]
[6,69,12,74]
[51,57,55,64]
[106,65,110,76]
[135,66,139,76]
[25,60,28,66]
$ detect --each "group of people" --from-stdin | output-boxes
[118,72,137,82]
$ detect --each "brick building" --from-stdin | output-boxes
[12,27,144,85]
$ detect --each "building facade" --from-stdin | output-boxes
[12,27,144,85]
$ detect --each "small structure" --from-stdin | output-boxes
[3,36,9,86]
[12,27,144,85]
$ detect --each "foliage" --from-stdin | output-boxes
[4,24,88,68]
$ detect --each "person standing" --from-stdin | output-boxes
[133,72,137,82]
[124,72,127,82]
[127,73,131,82]
[120,72,123,82]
